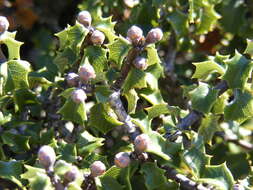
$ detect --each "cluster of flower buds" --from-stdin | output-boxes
[0,16,9,34]
[38,145,56,171]
[77,10,105,45]
[134,134,150,152]
[133,57,148,70]
[114,152,131,168]
[90,161,106,177]
[126,25,163,46]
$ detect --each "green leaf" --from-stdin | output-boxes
[85,46,108,73]
[13,89,38,111]
[188,0,221,34]
[0,160,23,187]
[107,37,131,68]
[188,82,219,114]
[183,137,211,178]
[140,162,170,190]
[95,16,117,43]
[77,131,104,155]
[146,46,161,66]
[0,111,12,125]
[244,39,253,56]
[224,89,253,123]
[4,60,31,92]
[58,142,77,163]
[0,31,23,60]
[123,67,147,93]
[145,104,171,119]
[89,103,123,134]
[123,89,139,114]
[167,9,189,37]
[99,176,124,190]
[145,63,163,90]
[95,85,113,103]
[58,97,87,125]
[139,89,165,105]
[222,51,253,89]
[192,56,226,80]
[1,131,30,153]
[212,93,229,114]
[199,163,234,190]
[21,165,53,190]
[198,114,219,144]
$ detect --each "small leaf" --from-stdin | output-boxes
[58,98,87,125]
[89,103,123,134]
[99,176,124,190]
[222,51,253,89]
[146,46,161,66]
[0,160,23,187]
[21,165,53,190]
[123,89,139,114]
[188,82,219,114]
[123,67,147,94]
[58,142,77,163]
[199,163,234,190]
[85,46,108,73]
[139,89,165,105]
[4,60,31,92]
[107,37,131,68]
[145,104,171,119]
[183,137,211,178]
[244,39,253,56]
[140,162,170,190]
[224,89,253,123]
[95,16,117,43]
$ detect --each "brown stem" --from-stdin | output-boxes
[46,170,64,190]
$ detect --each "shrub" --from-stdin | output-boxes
[0,0,253,190]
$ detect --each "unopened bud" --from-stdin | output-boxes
[78,64,96,81]
[133,57,148,70]
[64,166,79,182]
[90,30,105,45]
[134,134,150,152]
[114,152,130,168]
[127,25,143,45]
[90,161,106,177]
[145,28,163,44]
[124,0,139,8]
[38,145,56,170]
[77,10,92,27]
[71,89,87,103]
[66,73,79,87]
[0,16,9,34]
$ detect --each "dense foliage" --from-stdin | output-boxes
[0,0,253,189]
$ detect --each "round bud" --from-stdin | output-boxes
[66,72,79,87]
[124,0,139,8]
[38,145,56,170]
[77,10,92,27]
[133,57,148,70]
[127,25,143,45]
[64,166,79,182]
[0,16,9,34]
[145,28,163,44]
[90,161,106,177]
[114,152,130,168]
[71,89,87,103]
[78,64,96,81]
[90,30,105,45]
[134,134,150,152]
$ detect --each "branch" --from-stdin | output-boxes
[162,166,211,190]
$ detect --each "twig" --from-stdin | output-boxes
[216,132,253,151]
[162,166,211,190]
[46,170,64,190]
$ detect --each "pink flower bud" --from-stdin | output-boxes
[38,145,56,170]
[78,64,96,81]
[134,134,150,152]
[114,152,130,168]
[145,28,163,44]
[77,10,92,27]
[90,30,105,45]
[133,57,148,70]
[0,16,9,34]
[64,166,79,182]
[66,73,79,87]
[71,89,87,103]
[127,25,143,45]
[90,161,106,177]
